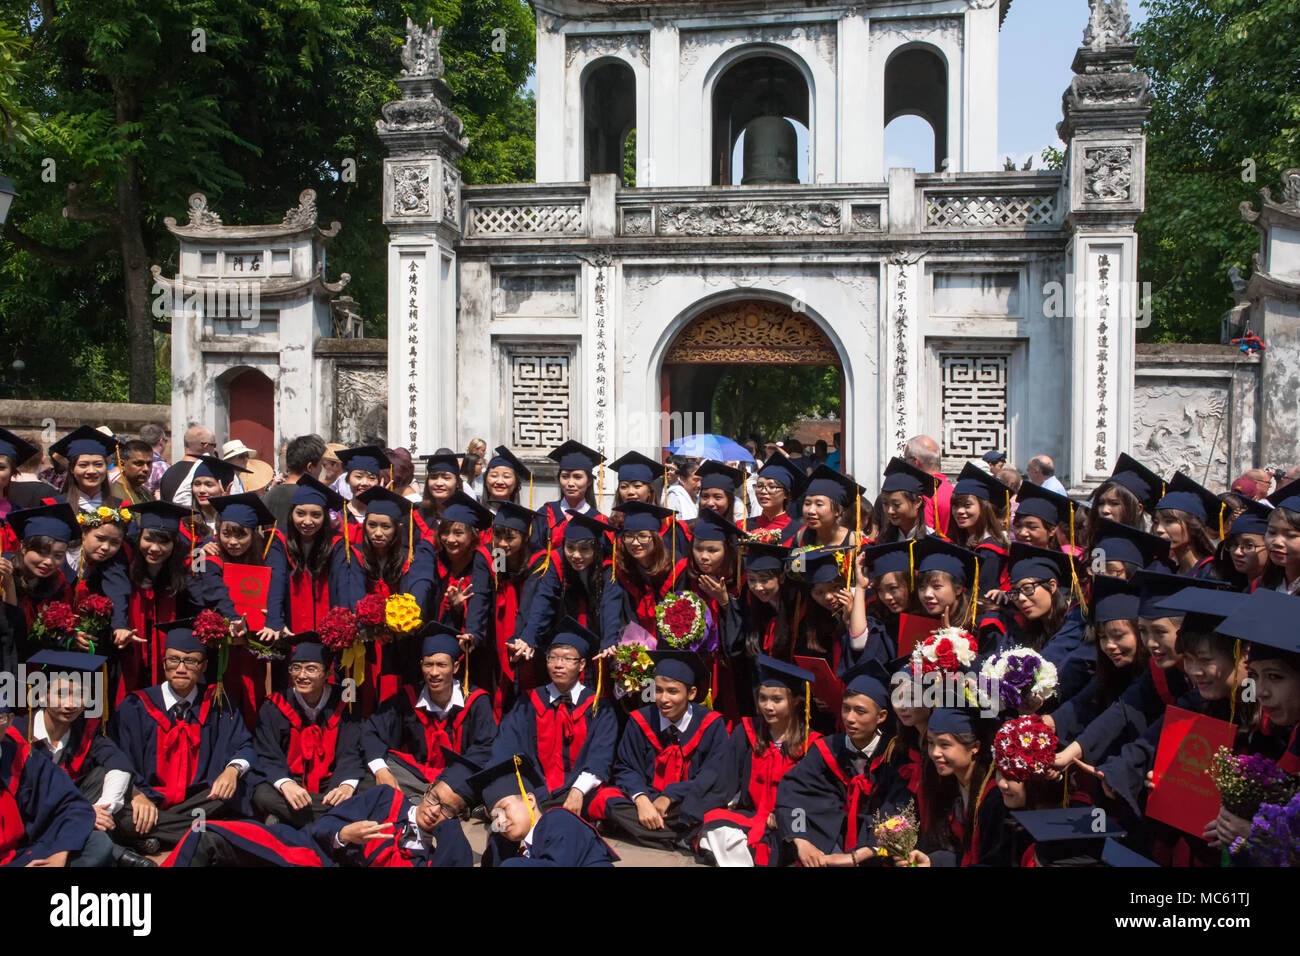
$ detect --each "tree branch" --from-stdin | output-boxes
[1,220,116,268]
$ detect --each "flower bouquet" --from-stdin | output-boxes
[1231,792,1300,867]
[743,526,785,545]
[193,609,231,703]
[979,647,1058,712]
[872,803,920,866]
[911,627,979,676]
[320,606,364,687]
[993,715,1058,781]
[655,590,718,655]
[1210,748,1299,819]
[355,593,388,641]
[73,594,114,653]
[384,593,423,637]
[29,601,78,649]
[610,642,655,700]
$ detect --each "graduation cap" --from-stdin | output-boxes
[1228,497,1273,538]
[157,617,206,656]
[982,450,1007,466]
[614,500,674,533]
[288,638,328,666]
[757,456,806,496]
[208,492,276,529]
[563,510,613,546]
[337,445,389,477]
[1011,808,1126,866]
[192,455,249,487]
[1102,839,1159,868]
[1155,586,1250,635]
[798,545,849,584]
[421,451,462,477]
[697,460,744,494]
[1092,517,1171,569]
[693,507,743,543]
[927,707,981,737]
[1090,575,1141,623]
[547,440,603,474]
[1130,569,1230,619]
[356,486,414,522]
[492,502,540,536]
[860,540,912,580]
[1156,473,1226,535]
[1007,543,1074,585]
[609,451,663,485]
[840,659,891,708]
[291,474,345,514]
[756,655,815,694]
[7,502,81,543]
[1215,589,1300,661]
[803,464,865,506]
[50,425,117,461]
[953,462,1011,513]
[650,649,706,688]
[441,490,493,531]
[0,426,38,466]
[880,457,940,498]
[469,754,547,811]
[1015,480,1074,527]
[551,616,600,659]
[127,501,191,536]
[26,649,110,675]
[742,542,790,574]
[418,620,464,660]
[1268,478,1300,513]
[486,445,531,482]
[1108,453,1165,512]
[914,536,978,587]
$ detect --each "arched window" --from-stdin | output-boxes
[711,54,811,186]
[583,60,636,181]
[884,46,948,173]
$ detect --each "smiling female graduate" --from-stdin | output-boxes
[916,706,998,867]
[473,752,619,867]
[1151,472,1228,580]
[749,455,805,544]
[947,462,1013,597]
[773,660,909,867]
[698,656,821,867]
[50,426,121,514]
[481,445,529,511]
[532,440,606,553]
[1011,480,1074,552]
[999,544,1085,664]
[794,465,866,550]
[601,500,688,651]
[433,490,496,691]
[489,618,617,819]
[487,501,548,711]
[413,450,463,542]
[907,536,1006,655]
[1088,453,1164,534]
[875,457,942,543]
[516,510,612,662]
[589,649,731,849]
[1,502,80,652]
[609,450,691,553]
[174,455,247,542]
[334,445,391,540]
[265,474,343,636]
[1217,497,1273,592]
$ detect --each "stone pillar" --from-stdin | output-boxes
[837,11,872,183]
[378,19,468,456]
[1058,0,1152,489]
[534,12,567,183]
[963,1,1000,172]
[647,19,680,186]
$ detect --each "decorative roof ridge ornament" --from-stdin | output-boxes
[1082,0,1132,53]
[400,18,445,80]
[282,189,318,229]
[184,193,221,229]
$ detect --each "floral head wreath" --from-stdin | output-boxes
[77,505,133,529]
[993,715,1058,782]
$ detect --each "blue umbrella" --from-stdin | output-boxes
[665,434,755,464]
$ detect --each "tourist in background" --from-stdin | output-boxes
[158,425,216,503]
[111,439,156,505]
[140,423,169,497]
[903,435,952,533]
[665,457,700,522]
[262,435,327,530]
[1026,455,1067,495]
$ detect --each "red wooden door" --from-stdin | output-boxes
[227,368,274,461]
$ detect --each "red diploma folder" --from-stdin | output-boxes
[1144,705,1237,836]
[794,655,843,729]
[223,563,272,631]
[896,614,937,659]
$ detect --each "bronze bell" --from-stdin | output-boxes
[740,114,798,185]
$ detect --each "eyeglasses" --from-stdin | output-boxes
[1229,542,1266,554]
[288,663,325,676]
[622,531,656,544]
[546,653,581,664]
[1008,581,1045,599]
[163,655,205,671]
[754,481,784,494]
[420,785,442,810]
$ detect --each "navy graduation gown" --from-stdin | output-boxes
[113,683,257,810]
[436,548,494,649]
[327,535,439,614]
[362,684,497,800]
[162,818,331,867]
[490,685,617,796]
[264,534,339,633]
[1072,661,1188,764]
[15,712,131,788]
[493,808,619,867]
[775,731,909,855]
[838,613,897,679]
[516,559,603,650]
[304,784,473,867]
[0,726,95,866]
[251,690,364,794]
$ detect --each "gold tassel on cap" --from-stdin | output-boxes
[513,754,536,828]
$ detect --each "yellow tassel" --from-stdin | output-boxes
[592,658,602,715]
[704,688,713,709]
[528,473,534,511]
[513,754,536,829]
[1229,639,1242,725]
[261,526,274,561]
[971,556,979,631]
[907,539,916,590]
[597,462,604,505]
[1068,505,1086,612]
[343,506,350,565]
[1061,768,1071,809]
[804,680,811,733]
[1217,504,1225,543]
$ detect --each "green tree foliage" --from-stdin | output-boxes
[710,365,841,445]
[0,0,534,402]
[1134,0,1300,343]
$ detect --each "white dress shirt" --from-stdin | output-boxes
[844,731,882,777]
[366,684,465,775]
[272,685,360,793]
[632,707,694,800]
[32,712,132,814]
[664,482,698,521]
[545,681,601,796]
[160,682,249,775]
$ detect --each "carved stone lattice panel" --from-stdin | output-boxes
[510,350,572,449]
[1083,146,1134,202]
[658,202,840,237]
[850,204,882,232]
[334,367,389,447]
[467,203,586,237]
[665,302,837,365]
[926,193,1057,229]
[939,354,1008,471]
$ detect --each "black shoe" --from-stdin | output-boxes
[134,837,161,856]
[117,849,158,868]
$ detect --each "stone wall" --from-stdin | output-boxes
[0,399,172,461]
[1132,344,1260,491]
[314,338,388,447]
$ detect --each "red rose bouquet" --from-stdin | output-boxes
[356,593,388,640]
[656,591,706,650]
[320,606,366,689]
[30,601,78,648]
[192,609,232,703]
[73,594,115,653]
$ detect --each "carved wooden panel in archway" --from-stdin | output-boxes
[664,301,838,365]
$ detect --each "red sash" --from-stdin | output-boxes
[286,539,332,633]
[0,728,30,866]
[813,736,879,852]
[388,686,486,783]
[1280,724,1300,775]
[532,689,593,791]
[269,693,345,794]
[127,585,176,693]
[62,718,100,781]
[495,576,523,685]
[134,687,216,808]
[956,773,999,867]
[1021,843,1037,867]
[629,707,722,791]
[1150,659,1176,706]
[363,787,418,867]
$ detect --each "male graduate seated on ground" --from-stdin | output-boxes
[250,636,364,826]
[15,651,153,866]
[774,660,909,867]
[303,747,473,867]
[474,753,618,867]
[0,710,96,867]
[490,616,617,818]
[111,617,257,852]
[589,650,732,851]
[363,622,496,815]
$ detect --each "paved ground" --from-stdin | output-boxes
[463,817,708,867]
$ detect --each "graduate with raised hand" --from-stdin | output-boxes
[111,618,257,852]
[533,440,605,553]
[1151,473,1227,579]
[363,623,496,818]
[590,650,731,849]
[0,719,96,868]
[908,536,1006,655]
[433,490,495,657]
[487,501,547,715]
[265,474,343,635]
[14,651,152,867]
[490,617,616,818]
[250,638,363,827]
[475,753,618,867]
[699,656,820,867]
[774,660,908,867]
[2,503,80,660]
[844,541,913,673]
[602,500,686,652]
